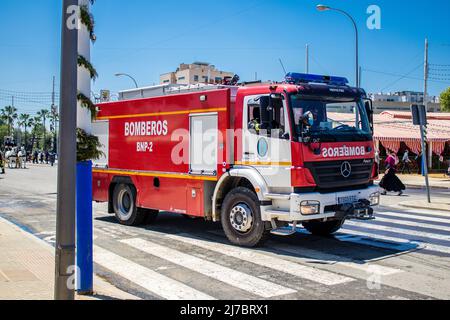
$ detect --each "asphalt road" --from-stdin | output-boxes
[1,164,450,300]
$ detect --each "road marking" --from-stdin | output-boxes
[272,244,403,276]
[377,211,450,224]
[345,221,450,242]
[373,216,450,232]
[337,229,450,255]
[94,227,118,239]
[94,246,215,300]
[404,208,450,218]
[164,234,354,285]
[121,238,296,298]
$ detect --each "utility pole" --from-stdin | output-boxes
[422,38,431,204]
[54,0,78,300]
[51,76,58,153]
[423,38,429,124]
[306,44,309,74]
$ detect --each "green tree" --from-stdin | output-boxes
[18,114,31,149]
[440,87,450,112]
[0,106,18,136]
[37,109,50,150]
[30,116,42,150]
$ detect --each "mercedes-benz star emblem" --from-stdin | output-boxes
[341,162,352,178]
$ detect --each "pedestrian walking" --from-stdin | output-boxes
[416,152,423,175]
[401,150,412,174]
[380,151,406,196]
[33,150,38,164]
[0,150,5,174]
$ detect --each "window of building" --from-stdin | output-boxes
[163,80,170,83]
[178,76,186,81]
[215,77,222,83]
[194,75,199,82]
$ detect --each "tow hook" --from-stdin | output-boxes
[336,200,375,221]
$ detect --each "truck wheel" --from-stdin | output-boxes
[302,219,345,236]
[221,187,269,248]
[113,184,147,226]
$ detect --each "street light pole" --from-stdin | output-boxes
[115,73,139,88]
[54,0,78,300]
[317,5,359,87]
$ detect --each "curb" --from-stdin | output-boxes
[405,184,450,191]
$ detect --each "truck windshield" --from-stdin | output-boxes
[290,95,372,142]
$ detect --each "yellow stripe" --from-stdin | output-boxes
[235,161,292,167]
[96,107,227,121]
[92,169,218,182]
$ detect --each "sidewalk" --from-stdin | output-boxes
[377,174,450,190]
[399,199,450,213]
[0,217,138,300]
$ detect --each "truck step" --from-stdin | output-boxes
[270,220,297,237]
[270,228,297,237]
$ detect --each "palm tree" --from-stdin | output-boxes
[30,116,41,150]
[26,117,35,152]
[19,114,31,149]
[37,109,50,150]
[1,106,18,136]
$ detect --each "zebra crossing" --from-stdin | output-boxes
[88,206,450,300]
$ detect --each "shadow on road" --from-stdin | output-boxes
[96,211,420,264]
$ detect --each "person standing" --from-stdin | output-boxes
[380,151,406,196]
[375,149,381,175]
[0,149,5,174]
[401,150,412,174]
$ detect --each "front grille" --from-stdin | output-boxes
[303,159,373,191]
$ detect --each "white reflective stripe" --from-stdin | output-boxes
[345,221,450,242]
[164,234,354,285]
[274,244,402,276]
[373,216,450,232]
[337,229,450,255]
[94,246,215,300]
[378,211,450,224]
[121,238,296,298]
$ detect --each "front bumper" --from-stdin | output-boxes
[264,185,380,222]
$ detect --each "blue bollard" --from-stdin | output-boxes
[76,161,94,295]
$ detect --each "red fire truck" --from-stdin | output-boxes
[92,73,380,247]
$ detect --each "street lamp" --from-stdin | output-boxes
[316,4,359,87]
[115,73,139,88]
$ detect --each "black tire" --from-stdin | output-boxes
[221,187,269,248]
[302,219,345,236]
[112,184,147,226]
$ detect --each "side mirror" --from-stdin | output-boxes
[364,99,374,133]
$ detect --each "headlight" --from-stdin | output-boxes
[369,192,380,206]
[300,201,320,215]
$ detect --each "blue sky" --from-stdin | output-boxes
[0,0,449,114]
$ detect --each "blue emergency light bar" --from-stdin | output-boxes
[285,72,349,86]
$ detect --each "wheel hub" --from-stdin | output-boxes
[230,204,253,233]
[117,189,133,220]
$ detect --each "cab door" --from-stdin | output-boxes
[241,95,292,188]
